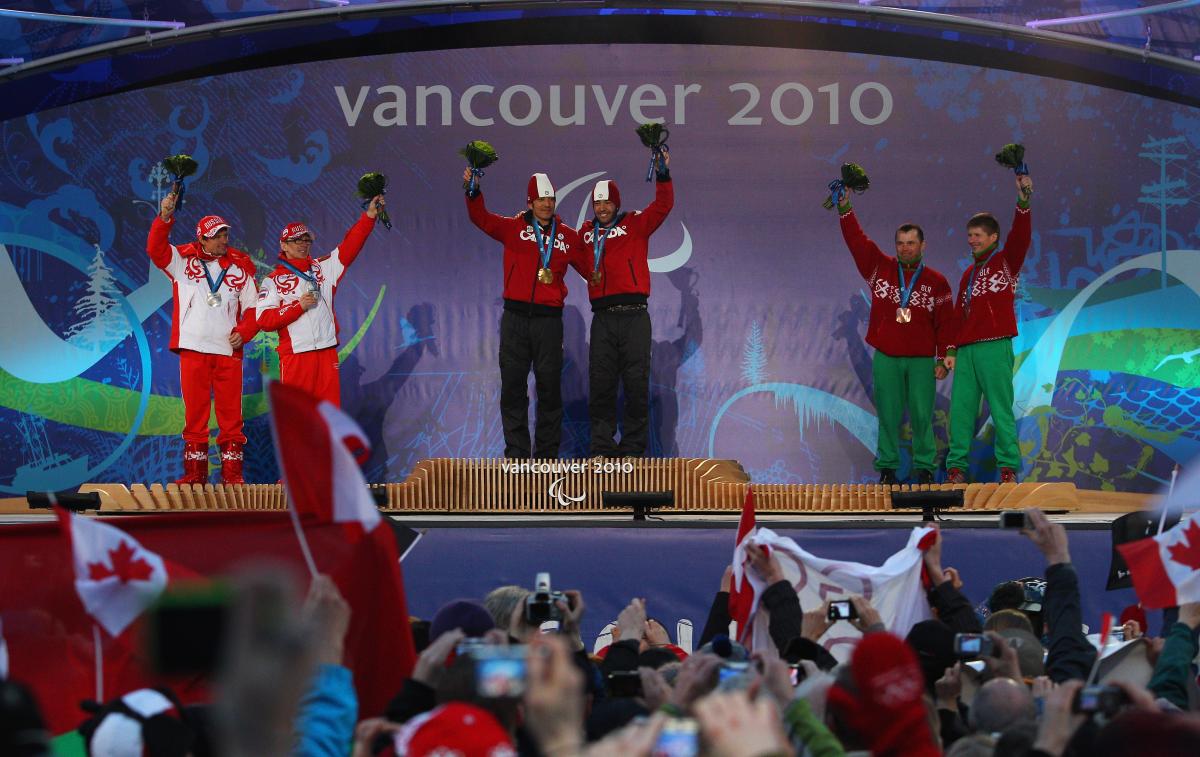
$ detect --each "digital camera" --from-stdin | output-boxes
[524,572,567,625]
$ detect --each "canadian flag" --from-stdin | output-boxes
[55,507,169,637]
[268,380,380,531]
[1117,513,1200,610]
[727,488,934,660]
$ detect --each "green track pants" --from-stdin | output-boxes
[872,351,937,473]
[946,338,1020,471]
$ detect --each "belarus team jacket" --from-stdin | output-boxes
[256,214,376,356]
[579,178,674,311]
[146,216,259,357]
[948,202,1032,353]
[838,207,954,359]
[466,191,586,314]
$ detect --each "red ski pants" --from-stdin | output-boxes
[280,347,341,406]
[179,349,245,445]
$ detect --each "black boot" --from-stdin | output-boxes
[916,469,934,485]
[878,469,898,485]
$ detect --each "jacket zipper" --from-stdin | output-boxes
[628,259,638,288]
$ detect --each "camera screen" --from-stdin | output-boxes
[959,637,981,654]
[1077,689,1100,711]
[1001,511,1026,529]
[718,662,750,685]
[653,720,699,757]
[475,652,527,698]
[830,601,852,619]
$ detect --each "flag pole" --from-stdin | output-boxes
[266,379,320,579]
[287,506,319,579]
[92,624,104,702]
[1158,464,1180,535]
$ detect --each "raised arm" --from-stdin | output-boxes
[147,193,178,271]
[837,199,888,282]
[1002,175,1033,272]
[463,168,511,242]
[632,150,674,236]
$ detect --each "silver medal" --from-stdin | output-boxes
[206,292,221,308]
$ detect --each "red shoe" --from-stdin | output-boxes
[220,441,245,485]
[1000,467,1018,484]
[175,442,208,485]
[946,468,966,485]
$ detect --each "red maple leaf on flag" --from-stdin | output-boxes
[1167,519,1200,571]
[87,540,155,583]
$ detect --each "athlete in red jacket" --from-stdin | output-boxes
[256,195,383,406]
[465,169,586,458]
[580,150,674,456]
[148,192,259,484]
[944,174,1034,484]
[837,191,954,485]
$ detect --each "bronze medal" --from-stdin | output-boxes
[538,267,554,284]
[591,270,603,284]
[896,307,912,323]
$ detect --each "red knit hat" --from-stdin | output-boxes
[826,633,939,757]
[195,215,229,239]
[527,173,554,203]
[592,179,621,208]
[390,703,516,757]
[279,222,315,246]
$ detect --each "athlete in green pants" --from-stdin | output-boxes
[944,174,1034,484]
[838,190,954,485]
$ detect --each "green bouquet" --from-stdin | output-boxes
[822,163,870,210]
[460,140,500,193]
[995,143,1032,198]
[636,123,670,181]
[356,172,392,230]
[162,153,198,209]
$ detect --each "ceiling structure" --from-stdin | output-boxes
[1,1,1197,67]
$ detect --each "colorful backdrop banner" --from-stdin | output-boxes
[2,42,1198,492]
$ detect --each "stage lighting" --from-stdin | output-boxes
[889,489,964,522]
[601,491,674,521]
[25,490,102,511]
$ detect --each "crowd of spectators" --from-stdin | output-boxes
[2,508,1198,756]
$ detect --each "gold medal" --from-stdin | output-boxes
[896,307,912,323]
[537,267,554,284]
[591,270,603,284]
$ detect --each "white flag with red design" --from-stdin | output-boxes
[268,380,380,531]
[727,488,934,660]
[1117,513,1200,610]
[55,507,169,637]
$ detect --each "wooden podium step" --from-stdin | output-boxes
[53,458,1089,515]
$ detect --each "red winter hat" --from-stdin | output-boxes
[279,222,315,246]
[195,215,230,239]
[527,173,555,203]
[390,703,516,757]
[592,179,620,208]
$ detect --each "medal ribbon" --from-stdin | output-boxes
[532,218,557,273]
[963,246,999,315]
[201,259,230,297]
[592,222,615,274]
[280,259,318,291]
[898,261,923,311]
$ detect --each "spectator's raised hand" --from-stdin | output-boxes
[350,718,402,757]
[849,595,884,634]
[695,691,790,757]
[584,712,665,757]
[1179,601,1200,629]
[524,634,585,757]
[922,526,945,581]
[755,654,796,705]
[616,598,648,644]
[983,631,1023,681]
[1032,679,1086,757]
[1021,508,1071,566]
[720,565,733,592]
[801,600,833,641]
[668,652,723,712]
[935,662,963,710]
[639,666,673,711]
[746,544,785,585]
[556,589,586,650]
[413,628,466,686]
[303,574,351,667]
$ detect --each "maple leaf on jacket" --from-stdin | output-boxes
[87,541,155,583]
[1167,518,1200,571]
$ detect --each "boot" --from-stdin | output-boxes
[878,469,898,485]
[946,468,966,485]
[916,469,935,485]
[175,442,208,485]
[999,467,1019,484]
[220,441,245,485]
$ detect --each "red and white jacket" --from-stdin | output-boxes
[146,216,258,356]
[256,214,376,356]
[949,203,1032,351]
[580,178,673,310]
[839,208,955,359]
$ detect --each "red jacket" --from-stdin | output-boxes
[839,209,954,359]
[466,192,585,311]
[949,203,1032,351]
[580,178,674,308]
[146,216,259,356]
